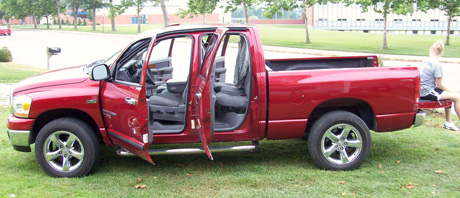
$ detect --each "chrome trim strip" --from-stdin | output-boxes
[117,145,256,156]
[413,111,426,127]
[7,129,31,147]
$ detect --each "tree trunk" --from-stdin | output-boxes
[137,4,141,33]
[383,12,388,49]
[446,15,451,46]
[33,17,37,29]
[73,8,78,30]
[46,16,49,29]
[203,14,206,24]
[160,0,169,26]
[111,16,116,31]
[92,7,96,31]
[303,3,310,44]
[56,0,61,29]
[243,0,249,24]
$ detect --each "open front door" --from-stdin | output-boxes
[193,28,229,160]
[100,38,154,164]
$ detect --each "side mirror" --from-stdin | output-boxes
[89,64,110,81]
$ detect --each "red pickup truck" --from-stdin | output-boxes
[7,26,424,177]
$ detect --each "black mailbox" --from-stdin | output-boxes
[48,47,61,54]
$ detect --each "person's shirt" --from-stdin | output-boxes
[420,59,443,97]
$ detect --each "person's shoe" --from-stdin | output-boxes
[443,122,459,131]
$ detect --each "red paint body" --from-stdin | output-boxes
[7,26,423,160]
[0,26,11,35]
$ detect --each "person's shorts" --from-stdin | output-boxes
[421,87,444,101]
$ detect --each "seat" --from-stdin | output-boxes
[148,81,188,122]
[215,36,250,111]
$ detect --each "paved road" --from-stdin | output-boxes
[1,28,459,93]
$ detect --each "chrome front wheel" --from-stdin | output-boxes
[43,131,85,173]
[35,118,99,177]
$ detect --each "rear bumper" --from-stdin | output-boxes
[6,115,34,152]
[413,111,426,128]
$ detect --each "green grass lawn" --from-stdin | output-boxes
[1,106,459,197]
[12,24,460,58]
[0,62,47,83]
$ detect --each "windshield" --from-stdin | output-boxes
[83,50,121,74]
[103,50,121,66]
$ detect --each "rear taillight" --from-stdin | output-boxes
[415,75,420,103]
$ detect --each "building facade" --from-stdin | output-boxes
[313,2,460,35]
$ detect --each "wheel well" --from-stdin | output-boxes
[30,109,102,144]
[305,98,375,137]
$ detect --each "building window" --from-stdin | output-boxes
[318,19,328,21]
[357,19,365,21]
[453,19,457,22]
[363,30,369,33]
[394,19,402,21]
[431,30,436,34]
[375,19,384,22]
[412,30,418,34]
[338,19,347,21]
[412,19,421,21]
[430,19,439,22]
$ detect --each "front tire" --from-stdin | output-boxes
[307,111,371,170]
[35,118,99,177]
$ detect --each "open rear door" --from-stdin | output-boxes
[192,28,228,160]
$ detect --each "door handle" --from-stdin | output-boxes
[196,92,202,99]
[125,98,137,106]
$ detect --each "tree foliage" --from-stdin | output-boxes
[177,0,219,24]
[82,0,104,31]
[420,0,460,46]
[223,0,259,23]
[107,0,131,31]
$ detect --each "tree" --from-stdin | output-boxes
[223,0,259,24]
[83,0,104,31]
[126,0,148,33]
[177,0,219,24]
[353,0,416,49]
[38,0,58,29]
[422,0,460,46]
[55,0,64,29]
[152,0,169,26]
[107,0,130,31]
[65,0,83,30]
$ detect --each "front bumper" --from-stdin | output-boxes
[6,114,34,152]
[413,110,426,128]
[7,129,31,152]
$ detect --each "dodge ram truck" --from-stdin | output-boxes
[6,25,424,177]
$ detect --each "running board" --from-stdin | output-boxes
[117,145,256,156]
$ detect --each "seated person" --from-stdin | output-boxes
[420,40,460,131]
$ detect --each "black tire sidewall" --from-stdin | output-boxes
[35,118,99,177]
[308,111,371,170]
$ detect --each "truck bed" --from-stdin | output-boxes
[266,66,420,139]
[265,56,379,71]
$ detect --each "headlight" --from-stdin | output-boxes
[12,95,32,118]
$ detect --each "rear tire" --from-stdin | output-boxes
[35,118,99,177]
[307,111,371,170]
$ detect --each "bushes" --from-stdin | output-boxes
[0,47,12,62]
